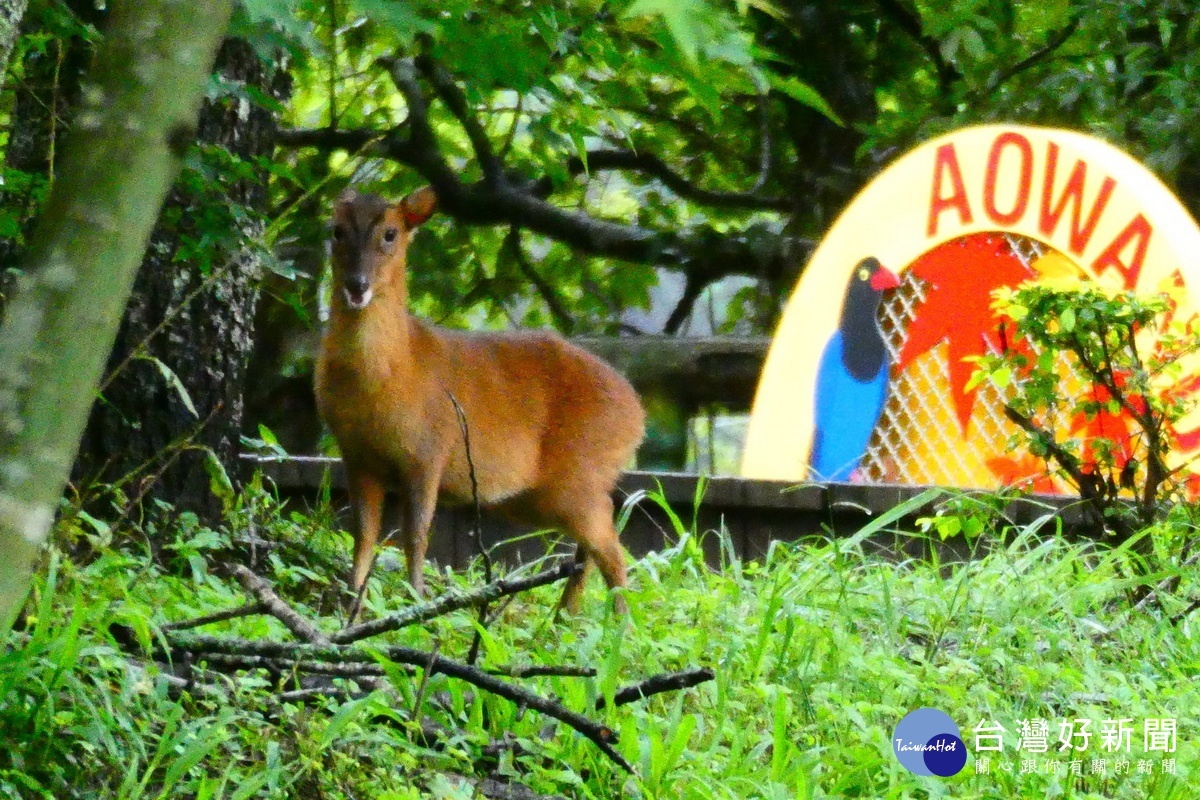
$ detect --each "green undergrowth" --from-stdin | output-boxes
[1,479,1198,799]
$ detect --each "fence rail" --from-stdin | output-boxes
[245,456,1083,570]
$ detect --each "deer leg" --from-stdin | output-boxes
[556,546,596,616]
[557,493,628,615]
[347,467,386,592]
[399,465,441,598]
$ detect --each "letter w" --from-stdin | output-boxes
[1039,142,1116,256]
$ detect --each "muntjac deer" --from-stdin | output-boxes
[315,187,645,614]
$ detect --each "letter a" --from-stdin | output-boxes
[927,143,973,238]
[1092,214,1152,289]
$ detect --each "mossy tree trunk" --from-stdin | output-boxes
[0,0,106,286]
[0,0,232,628]
[0,0,29,77]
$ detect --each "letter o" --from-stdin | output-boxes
[984,132,1033,225]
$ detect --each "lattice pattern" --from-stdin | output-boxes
[857,236,1056,487]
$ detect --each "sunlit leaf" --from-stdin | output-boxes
[767,72,843,126]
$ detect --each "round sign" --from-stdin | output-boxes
[742,124,1200,490]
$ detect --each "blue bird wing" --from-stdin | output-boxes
[809,331,891,481]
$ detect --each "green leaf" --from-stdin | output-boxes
[232,0,318,50]
[159,722,227,795]
[961,27,988,61]
[570,130,589,173]
[136,354,198,418]
[626,0,708,63]
[0,212,21,240]
[662,713,698,778]
[1061,306,1076,332]
[348,0,431,44]
[76,510,112,547]
[318,697,368,748]
[259,423,279,448]
[767,73,844,126]
[204,450,236,505]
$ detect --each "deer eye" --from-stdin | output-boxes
[332,225,346,242]
[382,227,399,244]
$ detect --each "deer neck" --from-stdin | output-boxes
[327,270,415,381]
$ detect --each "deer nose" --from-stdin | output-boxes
[344,275,370,296]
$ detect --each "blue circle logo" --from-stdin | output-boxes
[893,708,967,777]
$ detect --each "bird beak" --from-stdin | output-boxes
[870,266,901,292]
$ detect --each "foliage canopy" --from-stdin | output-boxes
[231,0,1200,335]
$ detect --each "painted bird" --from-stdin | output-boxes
[809,257,901,482]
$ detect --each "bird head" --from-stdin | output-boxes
[856,257,901,292]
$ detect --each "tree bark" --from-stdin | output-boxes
[0,0,105,292]
[76,39,288,525]
[0,0,232,628]
[0,0,29,78]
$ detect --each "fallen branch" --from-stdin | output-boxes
[195,651,391,680]
[166,632,633,773]
[1170,598,1200,626]
[487,665,597,679]
[162,601,266,632]
[597,668,715,710]
[478,777,568,800]
[331,561,582,645]
[1130,550,1200,615]
[150,553,708,779]
[278,686,371,704]
[233,564,329,645]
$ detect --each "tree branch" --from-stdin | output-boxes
[985,18,1080,94]
[330,561,582,645]
[596,668,715,709]
[445,388,491,666]
[1003,404,1123,537]
[478,777,568,800]
[167,632,634,773]
[875,0,959,96]
[663,274,704,335]
[566,149,791,212]
[416,53,503,184]
[487,664,596,679]
[380,56,463,192]
[504,226,576,333]
[233,564,329,645]
[162,601,266,632]
[274,56,810,332]
[196,651,392,679]
[275,125,386,152]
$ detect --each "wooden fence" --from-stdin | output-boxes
[247,456,1081,570]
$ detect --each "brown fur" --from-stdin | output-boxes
[314,187,645,614]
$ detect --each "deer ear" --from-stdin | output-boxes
[400,186,437,229]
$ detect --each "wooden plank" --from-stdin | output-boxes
[243,457,1085,572]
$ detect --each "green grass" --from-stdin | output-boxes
[1,480,1197,798]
